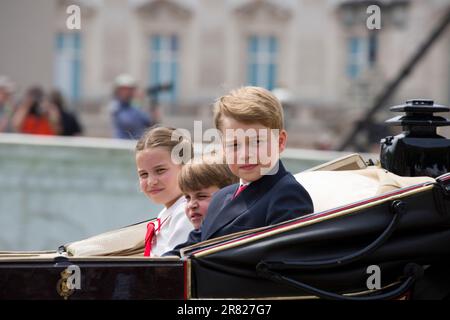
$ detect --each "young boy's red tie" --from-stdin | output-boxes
[233,184,248,199]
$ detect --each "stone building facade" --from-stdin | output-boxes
[1,0,449,148]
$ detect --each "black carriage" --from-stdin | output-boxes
[1,100,450,300]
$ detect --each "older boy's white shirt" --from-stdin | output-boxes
[150,196,193,257]
[239,179,251,187]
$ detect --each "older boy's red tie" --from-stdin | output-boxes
[233,184,248,199]
[144,218,160,257]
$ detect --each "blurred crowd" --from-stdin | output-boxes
[0,75,82,137]
[0,74,158,140]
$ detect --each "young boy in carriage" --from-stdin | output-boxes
[178,159,238,230]
[165,86,314,256]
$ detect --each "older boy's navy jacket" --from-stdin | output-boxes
[164,160,313,256]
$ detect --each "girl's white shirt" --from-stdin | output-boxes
[150,196,193,257]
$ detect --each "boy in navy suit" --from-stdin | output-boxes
[164,86,313,256]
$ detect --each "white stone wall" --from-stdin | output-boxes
[0,134,163,251]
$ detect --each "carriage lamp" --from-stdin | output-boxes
[380,99,450,178]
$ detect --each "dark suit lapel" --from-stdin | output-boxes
[201,186,236,239]
[203,185,248,239]
[203,161,288,239]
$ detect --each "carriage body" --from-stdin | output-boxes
[1,155,449,300]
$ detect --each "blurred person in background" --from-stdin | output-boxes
[109,74,153,140]
[0,75,15,133]
[48,89,83,136]
[11,86,60,136]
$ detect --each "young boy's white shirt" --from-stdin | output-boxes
[150,196,193,257]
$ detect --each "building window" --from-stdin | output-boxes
[347,34,378,79]
[54,33,82,103]
[149,35,178,104]
[247,35,278,90]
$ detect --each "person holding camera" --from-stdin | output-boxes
[109,74,153,140]
[11,86,61,136]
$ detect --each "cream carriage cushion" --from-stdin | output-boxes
[295,167,434,214]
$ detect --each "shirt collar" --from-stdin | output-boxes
[158,196,186,220]
[239,179,251,187]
